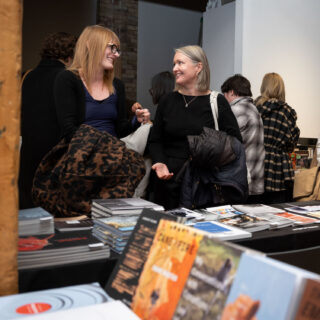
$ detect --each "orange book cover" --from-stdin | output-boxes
[295,279,320,320]
[131,220,204,320]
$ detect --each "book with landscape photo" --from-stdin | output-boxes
[219,214,270,233]
[172,237,244,320]
[105,208,185,306]
[222,253,320,320]
[191,220,252,240]
[92,198,164,216]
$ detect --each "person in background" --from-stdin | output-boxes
[148,45,242,210]
[254,72,300,204]
[19,32,77,209]
[149,71,175,120]
[54,25,150,142]
[221,74,265,202]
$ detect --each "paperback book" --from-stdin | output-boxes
[232,204,286,215]
[0,283,109,319]
[204,205,244,219]
[222,254,320,320]
[91,197,164,217]
[19,207,54,236]
[275,211,320,225]
[191,220,252,240]
[54,219,93,232]
[131,220,252,320]
[18,231,109,270]
[105,208,185,306]
[219,214,270,233]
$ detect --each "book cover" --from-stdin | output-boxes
[166,207,205,221]
[54,219,93,232]
[191,221,252,240]
[19,207,53,224]
[233,204,285,215]
[222,254,320,320]
[173,237,243,320]
[275,212,319,225]
[294,279,320,320]
[204,205,243,219]
[92,198,164,215]
[105,208,182,306]
[0,283,108,319]
[23,300,141,320]
[131,220,204,320]
[94,215,139,232]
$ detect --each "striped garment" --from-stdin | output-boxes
[230,97,265,195]
[256,98,300,192]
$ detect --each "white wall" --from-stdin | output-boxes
[236,0,320,138]
[203,2,236,91]
[137,1,202,118]
[23,0,97,71]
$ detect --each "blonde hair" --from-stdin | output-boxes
[68,25,120,94]
[174,45,210,92]
[256,72,286,106]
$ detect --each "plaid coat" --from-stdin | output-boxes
[230,97,265,195]
[256,99,300,192]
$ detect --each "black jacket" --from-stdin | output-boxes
[19,59,66,209]
[54,70,139,142]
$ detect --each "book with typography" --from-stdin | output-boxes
[131,220,252,320]
[105,208,185,306]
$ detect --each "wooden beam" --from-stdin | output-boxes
[0,0,22,295]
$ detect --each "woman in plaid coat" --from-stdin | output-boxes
[255,73,300,204]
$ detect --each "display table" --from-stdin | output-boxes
[233,200,320,273]
[19,201,320,293]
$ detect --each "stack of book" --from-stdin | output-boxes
[91,198,164,218]
[19,207,54,236]
[93,215,139,254]
[18,231,110,270]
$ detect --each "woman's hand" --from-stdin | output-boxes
[131,102,151,124]
[152,163,174,180]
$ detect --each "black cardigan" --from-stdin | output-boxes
[54,70,138,141]
[149,91,242,170]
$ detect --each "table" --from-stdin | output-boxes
[19,201,320,293]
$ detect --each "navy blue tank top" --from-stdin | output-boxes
[83,86,118,137]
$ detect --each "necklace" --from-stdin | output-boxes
[182,94,197,108]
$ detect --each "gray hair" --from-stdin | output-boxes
[174,45,210,92]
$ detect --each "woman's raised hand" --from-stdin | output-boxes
[131,102,151,124]
[152,163,174,180]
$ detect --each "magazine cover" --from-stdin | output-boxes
[223,254,320,320]
[131,220,204,320]
[173,237,243,320]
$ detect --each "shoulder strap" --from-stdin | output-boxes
[210,90,219,131]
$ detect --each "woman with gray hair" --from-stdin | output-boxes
[148,45,242,209]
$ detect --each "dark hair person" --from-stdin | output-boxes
[221,74,265,201]
[148,45,242,209]
[19,32,77,209]
[254,72,300,203]
[150,71,175,105]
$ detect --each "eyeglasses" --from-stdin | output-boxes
[107,44,121,56]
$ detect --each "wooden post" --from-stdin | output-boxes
[0,0,22,295]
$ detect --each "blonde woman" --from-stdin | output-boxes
[255,72,300,204]
[148,45,242,209]
[54,25,150,142]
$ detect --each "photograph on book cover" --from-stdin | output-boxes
[173,237,243,320]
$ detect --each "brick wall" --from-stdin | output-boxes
[97,0,138,102]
